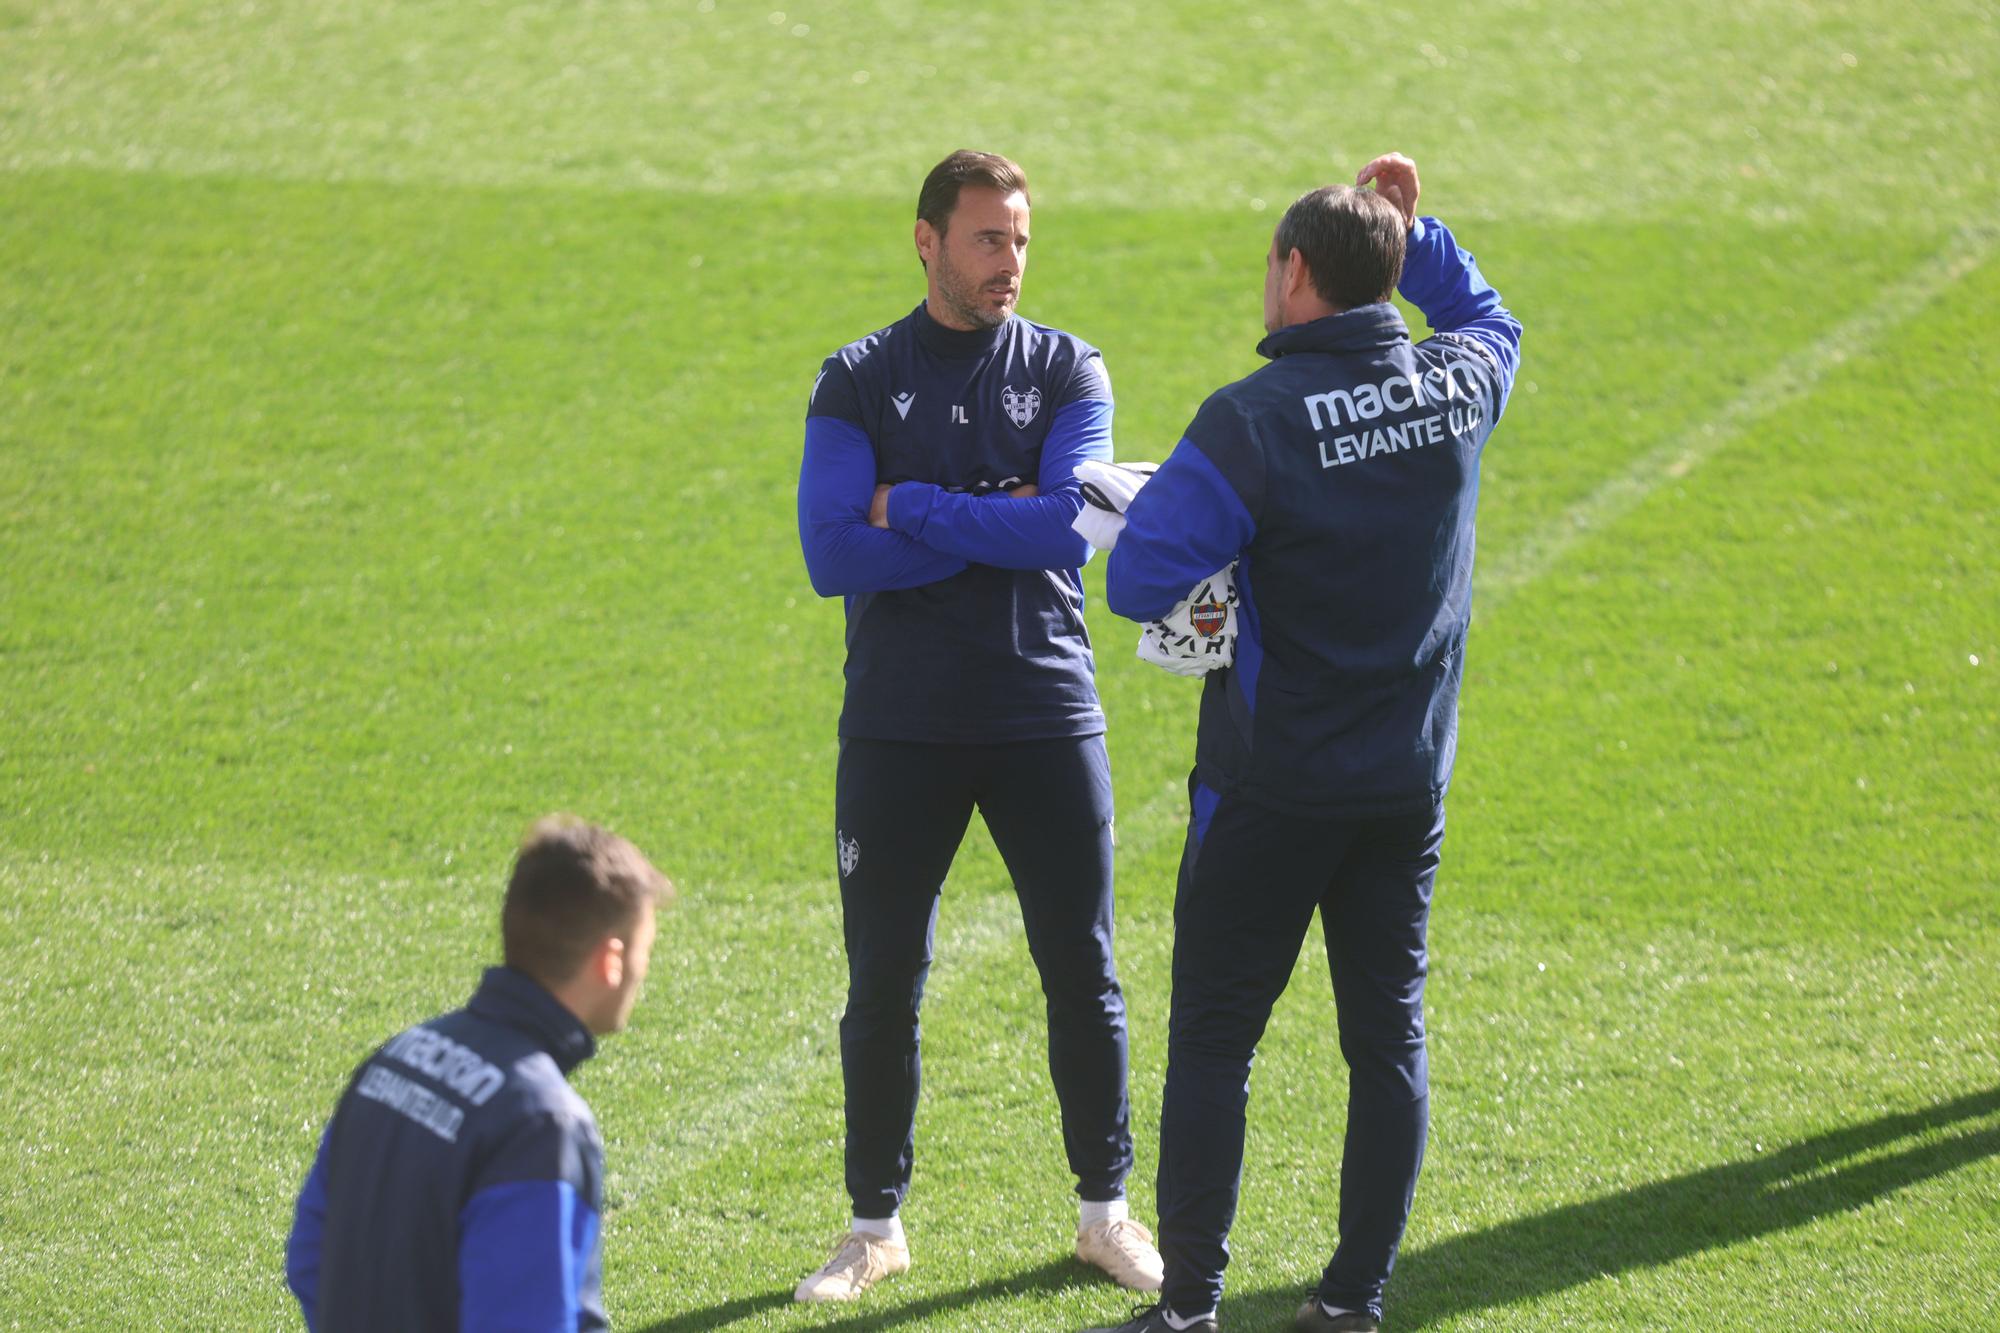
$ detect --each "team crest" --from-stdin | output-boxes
[1189,603,1228,637]
[838,830,860,878]
[1001,384,1041,429]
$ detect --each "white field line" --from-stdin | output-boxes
[1476,226,1996,607]
[437,228,2000,1210]
[1103,228,1996,901]
[91,228,1973,1214]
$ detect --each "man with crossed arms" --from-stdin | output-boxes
[796,149,1163,1302]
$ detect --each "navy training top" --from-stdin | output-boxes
[799,302,1115,743]
[286,966,606,1332]
[1106,216,1522,817]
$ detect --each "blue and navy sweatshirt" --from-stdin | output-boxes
[799,302,1114,743]
[286,967,606,1332]
[1107,216,1522,818]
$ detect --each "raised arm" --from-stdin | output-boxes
[1357,153,1522,415]
[1398,217,1522,414]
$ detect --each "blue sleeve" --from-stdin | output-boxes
[458,1179,601,1333]
[883,397,1111,570]
[1106,434,1258,622]
[1398,215,1523,418]
[799,415,968,596]
[285,1124,331,1332]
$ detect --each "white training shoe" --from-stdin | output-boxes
[1076,1217,1165,1292]
[794,1231,911,1303]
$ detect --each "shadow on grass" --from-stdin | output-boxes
[1220,1083,2000,1329]
[632,1256,1086,1332]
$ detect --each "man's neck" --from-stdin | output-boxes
[1282,296,1342,326]
[924,294,997,333]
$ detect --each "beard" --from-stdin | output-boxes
[934,248,1017,330]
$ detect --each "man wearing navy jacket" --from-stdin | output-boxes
[795,149,1162,1302]
[1085,155,1522,1333]
[286,818,671,1332]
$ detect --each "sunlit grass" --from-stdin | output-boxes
[2,2,1996,1328]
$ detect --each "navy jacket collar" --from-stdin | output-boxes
[467,965,597,1075]
[1256,302,1409,360]
[911,301,1009,360]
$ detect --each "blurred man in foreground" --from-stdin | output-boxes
[287,817,672,1331]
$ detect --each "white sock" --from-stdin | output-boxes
[850,1214,904,1245]
[1163,1308,1216,1330]
[1321,1303,1357,1318]
[1079,1197,1129,1229]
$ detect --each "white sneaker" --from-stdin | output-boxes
[1075,1217,1165,1292]
[794,1231,911,1302]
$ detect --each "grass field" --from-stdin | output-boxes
[3,2,1998,1328]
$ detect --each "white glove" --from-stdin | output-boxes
[1073,505,1127,551]
[1070,460,1158,551]
[1138,563,1238,675]
[1069,460,1236,675]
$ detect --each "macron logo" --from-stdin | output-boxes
[891,391,915,420]
[1302,358,1485,432]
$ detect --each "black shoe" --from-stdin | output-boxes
[1082,1302,1220,1333]
[1293,1297,1379,1331]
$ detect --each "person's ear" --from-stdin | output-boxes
[1285,247,1311,302]
[598,935,627,990]
[915,219,939,269]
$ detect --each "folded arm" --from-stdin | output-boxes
[799,416,968,596]
[883,397,1113,570]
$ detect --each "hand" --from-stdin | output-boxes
[869,483,894,529]
[1005,483,1039,499]
[1356,153,1420,232]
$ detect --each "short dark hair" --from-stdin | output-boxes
[917,149,1030,235]
[502,816,671,986]
[1273,185,1407,310]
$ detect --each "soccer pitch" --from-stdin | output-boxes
[2,1,1996,1327]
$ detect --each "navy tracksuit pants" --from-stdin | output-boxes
[1157,781,1443,1321]
[833,734,1133,1219]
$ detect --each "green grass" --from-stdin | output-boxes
[3,1,1998,1328]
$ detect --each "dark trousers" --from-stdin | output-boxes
[1156,782,1443,1320]
[833,734,1132,1219]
